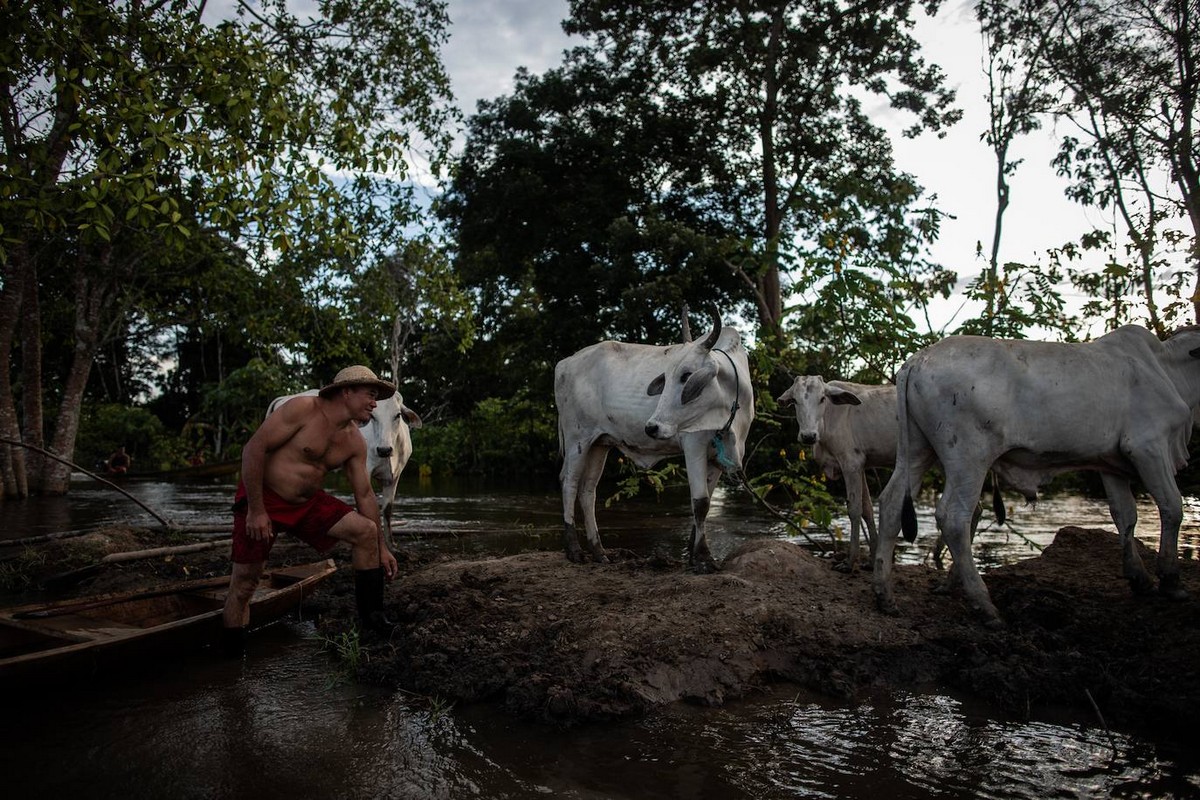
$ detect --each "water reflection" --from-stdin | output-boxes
[3,477,1200,798]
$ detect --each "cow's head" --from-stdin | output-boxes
[644,310,732,440]
[777,376,861,445]
[359,393,422,486]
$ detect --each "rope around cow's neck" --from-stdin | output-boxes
[710,347,741,470]
[706,349,828,551]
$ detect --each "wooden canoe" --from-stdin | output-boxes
[0,559,337,684]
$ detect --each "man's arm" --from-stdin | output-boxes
[241,397,310,541]
[345,443,397,580]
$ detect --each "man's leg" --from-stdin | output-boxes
[222,560,265,656]
[328,512,390,633]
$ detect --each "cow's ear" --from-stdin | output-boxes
[827,386,862,406]
[401,406,424,429]
[777,386,796,406]
[681,363,718,404]
[647,374,666,396]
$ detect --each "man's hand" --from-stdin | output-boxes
[246,509,275,542]
[380,547,398,581]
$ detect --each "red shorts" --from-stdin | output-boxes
[231,481,354,564]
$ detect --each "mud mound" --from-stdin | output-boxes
[10,523,1198,741]
[327,526,1200,740]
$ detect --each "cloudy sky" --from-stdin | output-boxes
[439,0,1103,329]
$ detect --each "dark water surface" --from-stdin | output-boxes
[3,474,1200,798]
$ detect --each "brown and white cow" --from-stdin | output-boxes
[554,311,755,571]
[874,325,1200,624]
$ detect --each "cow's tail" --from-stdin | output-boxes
[897,363,919,543]
[991,473,1006,526]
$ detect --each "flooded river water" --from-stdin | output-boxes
[3,474,1200,798]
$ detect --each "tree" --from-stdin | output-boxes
[1008,0,1199,332]
[564,0,962,356]
[962,0,1075,339]
[0,0,455,495]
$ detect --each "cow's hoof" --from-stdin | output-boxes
[982,616,1006,631]
[832,561,853,574]
[565,550,587,565]
[1159,575,1189,601]
[691,559,718,575]
[590,552,610,564]
[874,595,899,616]
[1128,574,1155,596]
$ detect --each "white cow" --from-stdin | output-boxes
[555,311,755,571]
[266,389,422,546]
[777,376,897,571]
[874,325,1200,624]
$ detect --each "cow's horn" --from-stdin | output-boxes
[701,309,722,350]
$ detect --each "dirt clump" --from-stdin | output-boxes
[7,524,1199,742]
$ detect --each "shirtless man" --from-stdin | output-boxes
[221,365,400,655]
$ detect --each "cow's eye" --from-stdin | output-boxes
[679,371,692,384]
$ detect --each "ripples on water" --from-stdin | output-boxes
[3,476,1200,798]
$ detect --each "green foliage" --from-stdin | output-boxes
[318,627,364,686]
[604,461,687,508]
[75,403,183,472]
[411,395,559,478]
[747,454,843,534]
[199,358,298,459]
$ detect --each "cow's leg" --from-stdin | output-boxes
[937,502,982,590]
[836,463,866,573]
[683,440,719,573]
[576,445,612,563]
[381,479,400,550]
[861,474,878,566]
[559,446,589,563]
[1125,454,1187,600]
[1100,474,1154,595]
[873,444,937,613]
[873,453,931,614]
[935,468,1001,625]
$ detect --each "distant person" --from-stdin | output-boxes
[188,451,206,466]
[106,446,131,474]
[221,365,400,657]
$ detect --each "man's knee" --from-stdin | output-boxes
[228,566,263,603]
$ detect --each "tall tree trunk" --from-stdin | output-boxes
[21,259,45,493]
[41,253,113,495]
[0,245,31,498]
[757,7,785,341]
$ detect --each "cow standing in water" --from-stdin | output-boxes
[554,311,755,572]
[874,325,1200,625]
[778,377,897,572]
[267,390,422,547]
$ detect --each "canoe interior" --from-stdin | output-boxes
[0,560,334,664]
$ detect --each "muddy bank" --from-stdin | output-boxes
[333,526,1200,741]
[6,525,1199,742]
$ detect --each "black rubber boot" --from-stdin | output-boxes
[354,567,393,636]
[221,625,247,659]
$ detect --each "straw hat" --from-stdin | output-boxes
[318,365,396,400]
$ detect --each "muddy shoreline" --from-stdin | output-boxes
[6,525,1199,743]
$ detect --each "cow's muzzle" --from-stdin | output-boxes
[799,433,817,446]
[375,446,393,458]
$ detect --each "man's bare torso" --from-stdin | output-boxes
[263,397,363,503]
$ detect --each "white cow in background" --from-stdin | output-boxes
[554,310,755,572]
[875,325,1200,625]
[778,376,897,571]
[266,389,422,546]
